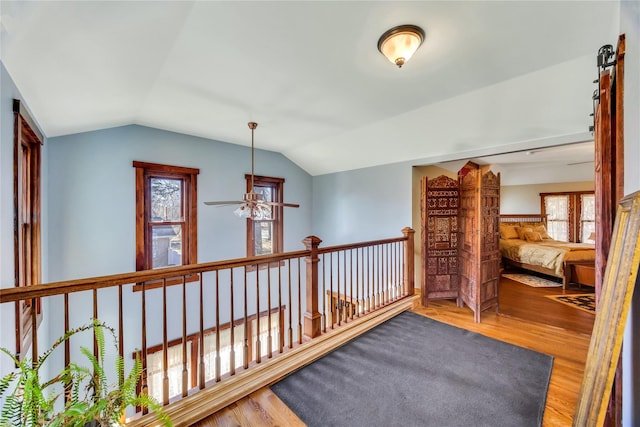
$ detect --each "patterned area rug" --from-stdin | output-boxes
[545,294,596,313]
[502,273,562,288]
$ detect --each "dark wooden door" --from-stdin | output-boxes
[458,162,479,321]
[593,35,625,427]
[421,175,460,307]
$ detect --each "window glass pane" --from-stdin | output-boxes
[253,221,274,255]
[581,194,596,242]
[253,186,273,220]
[545,195,569,241]
[150,178,183,221]
[255,185,273,203]
[152,225,182,268]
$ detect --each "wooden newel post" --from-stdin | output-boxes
[402,227,415,296]
[303,235,323,339]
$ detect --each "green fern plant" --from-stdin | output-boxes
[0,320,172,427]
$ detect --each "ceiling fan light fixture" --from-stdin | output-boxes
[377,24,425,68]
[204,121,300,218]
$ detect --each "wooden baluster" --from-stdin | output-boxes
[278,263,284,353]
[337,251,341,325]
[200,274,206,388]
[322,253,327,331]
[343,251,348,322]
[64,294,70,403]
[287,259,293,348]
[93,289,98,363]
[374,246,377,308]
[365,247,370,313]
[356,248,360,317]
[398,243,407,296]
[255,265,261,363]
[243,267,249,369]
[162,278,169,406]
[394,242,398,299]
[397,241,401,298]
[330,253,334,328]
[297,257,302,344]
[267,263,272,359]
[385,244,389,304]
[350,249,354,320]
[229,270,235,376]
[118,286,124,387]
[182,276,188,397]
[140,282,148,415]
[215,271,221,382]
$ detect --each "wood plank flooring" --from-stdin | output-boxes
[191,277,594,427]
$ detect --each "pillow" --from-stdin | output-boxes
[533,225,552,239]
[522,222,545,228]
[524,231,543,242]
[516,226,533,240]
[499,225,519,240]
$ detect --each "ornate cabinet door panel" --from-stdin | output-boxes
[458,163,479,318]
[479,170,500,314]
[422,175,460,306]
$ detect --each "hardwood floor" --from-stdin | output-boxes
[191,277,594,427]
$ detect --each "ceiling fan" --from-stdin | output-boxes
[204,122,300,219]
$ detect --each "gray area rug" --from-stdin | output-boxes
[271,311,553,427]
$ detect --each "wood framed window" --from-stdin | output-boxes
[245,175,284,258]
[13,100,44,360]
[134,162,199,287]
[540,191,595,242]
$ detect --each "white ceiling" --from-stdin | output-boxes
[0,1,619,176]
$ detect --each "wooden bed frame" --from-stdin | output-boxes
[499,214,595,289]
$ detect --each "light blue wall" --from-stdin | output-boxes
[311,161,413,247]
[621,1,640,425]
[47,124,312,280]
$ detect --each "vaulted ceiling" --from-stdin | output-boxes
[0,1,619,175]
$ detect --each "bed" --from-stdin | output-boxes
[499,214,596,289]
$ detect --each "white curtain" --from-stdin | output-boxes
[544,195,569,241]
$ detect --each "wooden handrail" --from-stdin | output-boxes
[1,235,410,303]
[0,250,308,303]
[0,228,415,425]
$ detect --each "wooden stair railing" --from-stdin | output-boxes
[0,229,415,425]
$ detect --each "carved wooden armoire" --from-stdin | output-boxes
[421,175,461,307]
[457,162,501,323]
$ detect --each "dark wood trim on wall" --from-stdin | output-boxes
[12,100,44,143]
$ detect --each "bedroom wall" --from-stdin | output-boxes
[621,1,640,424]
[500,181,594,214]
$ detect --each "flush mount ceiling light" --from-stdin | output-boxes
[377,24,425,68]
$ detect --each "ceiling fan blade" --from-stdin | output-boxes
[204,201,244,206]
[264,201,300,208]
